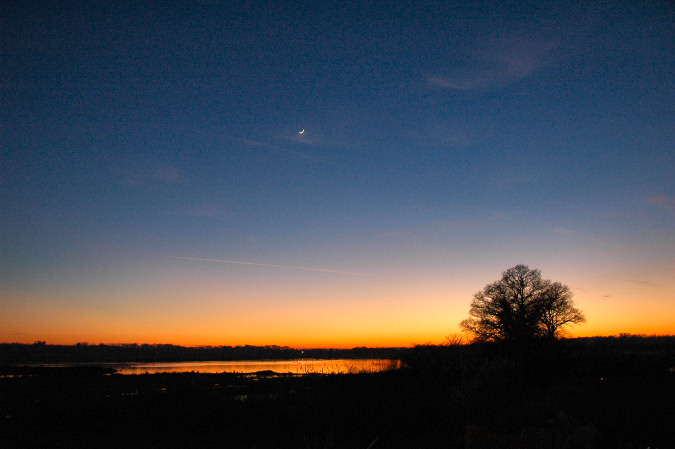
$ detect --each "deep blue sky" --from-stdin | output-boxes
[2,1,673,345]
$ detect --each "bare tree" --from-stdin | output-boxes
[460,265,585,342]
[539,282,585,339]
[444,333,466,346]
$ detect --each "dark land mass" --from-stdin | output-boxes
[0,342,404,364]
[1,336,674,449]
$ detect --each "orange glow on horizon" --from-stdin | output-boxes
[2,268,673,348]
[2,319,673,350]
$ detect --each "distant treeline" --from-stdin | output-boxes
[0,342,405,364]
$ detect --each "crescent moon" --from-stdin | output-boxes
[298,129,305,135]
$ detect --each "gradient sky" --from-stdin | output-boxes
[2,1,673,348]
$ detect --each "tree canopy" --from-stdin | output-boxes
[460,265,585,342]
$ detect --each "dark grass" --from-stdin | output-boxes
[1,337,674,449]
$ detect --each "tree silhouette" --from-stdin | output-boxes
[460,265,585,342]
[539,282,586,339]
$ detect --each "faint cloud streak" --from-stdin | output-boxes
[240,138,333,165]
[170,256,386,278]
[428,39,558,90]
[646,194,675,211]
[120,163,185,187]
[553,228,628,250]
[622,279,663,288]
[283,131,322,145]
[170,203,232,219]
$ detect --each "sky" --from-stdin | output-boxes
[1,1,674,348]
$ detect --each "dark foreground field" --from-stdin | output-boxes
[1,338,674,449]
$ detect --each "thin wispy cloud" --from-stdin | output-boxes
[582,291,613,303]
[646,194,675,211]
[170,256,385,278]
[553,228,628,250]
[119,163,185,187]
[379,231,421,243]
[428,39,558,90]
[283,131,323,145]
[170,203,232,219]
[622,279,663,288]
[410,122,475,148]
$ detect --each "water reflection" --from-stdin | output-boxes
[114,359,399,375]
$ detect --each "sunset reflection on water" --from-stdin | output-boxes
[114,359,400,375]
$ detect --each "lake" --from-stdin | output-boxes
[111,359,400,375]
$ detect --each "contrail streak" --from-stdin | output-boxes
[169,256,380,278]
